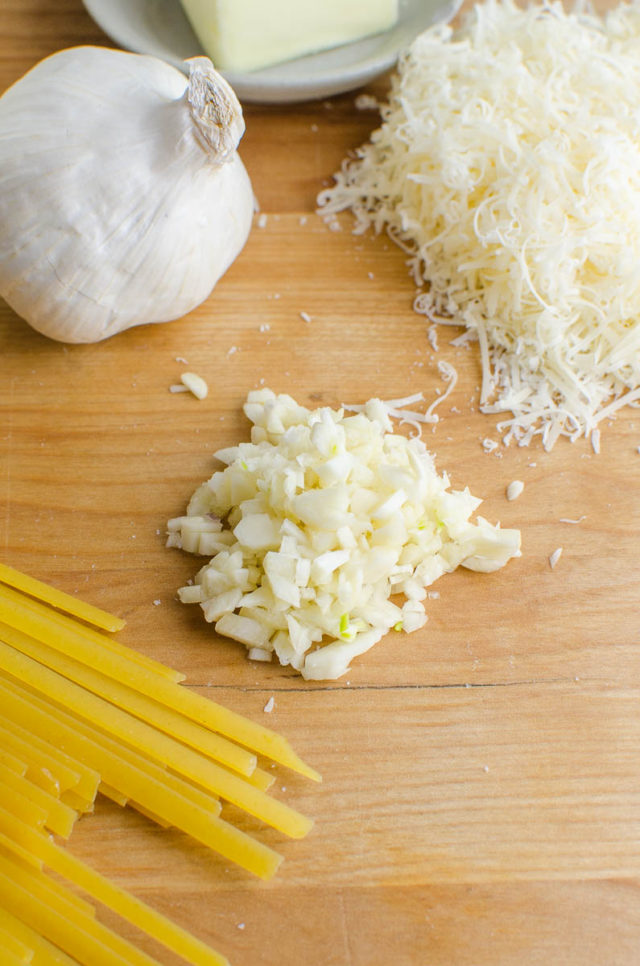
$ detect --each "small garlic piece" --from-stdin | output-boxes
[506,480,525,501]
[549,547,563,569]
[0,48,254,343]
[180,372,209,400]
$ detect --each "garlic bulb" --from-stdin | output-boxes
[0,47,254,343]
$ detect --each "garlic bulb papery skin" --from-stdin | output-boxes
[0,47,254,343]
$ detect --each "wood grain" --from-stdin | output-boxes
[1,2,640,965]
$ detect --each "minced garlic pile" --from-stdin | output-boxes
[168,390,520,679]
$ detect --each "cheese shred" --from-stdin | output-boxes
[318,0,640,449]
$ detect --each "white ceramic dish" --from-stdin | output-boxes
[82,0,462,104]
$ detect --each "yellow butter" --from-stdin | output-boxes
[181,0,399,73]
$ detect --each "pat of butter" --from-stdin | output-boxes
[180,0,399,74]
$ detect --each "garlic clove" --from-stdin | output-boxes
[0,47,255,344]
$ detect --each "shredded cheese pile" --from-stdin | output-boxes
[318,0,640,449]
[168,390,520,680]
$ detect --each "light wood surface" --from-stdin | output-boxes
[1,2,639,964]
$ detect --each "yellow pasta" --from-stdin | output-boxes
[0,830,42,874]
[0,561,126,633]
[0,674,224,821]
[0,780,49,833]
[0,907,80,966]
[0,708,100,805]
[0,642,311,838]
[0,920,32,964]
[0,840,95,921]
[0,762,77,839]
[0,748,28,777]
[0,566,320,965]
[3,951,30,966]
[0,675,281,880]
[0,945,29,966]
[0,620,256,778]
[98,783,130,807]
[236,763,276,792]
[0,582,184,683]
[0,585,320,781]
[0,719,81,797]
[0,857,162,966]
[0,805,229,966]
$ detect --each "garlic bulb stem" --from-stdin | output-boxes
[186,57,246,163]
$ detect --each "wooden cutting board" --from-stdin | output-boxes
[1,2,639,964]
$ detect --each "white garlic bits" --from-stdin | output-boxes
[0,47,254,343]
